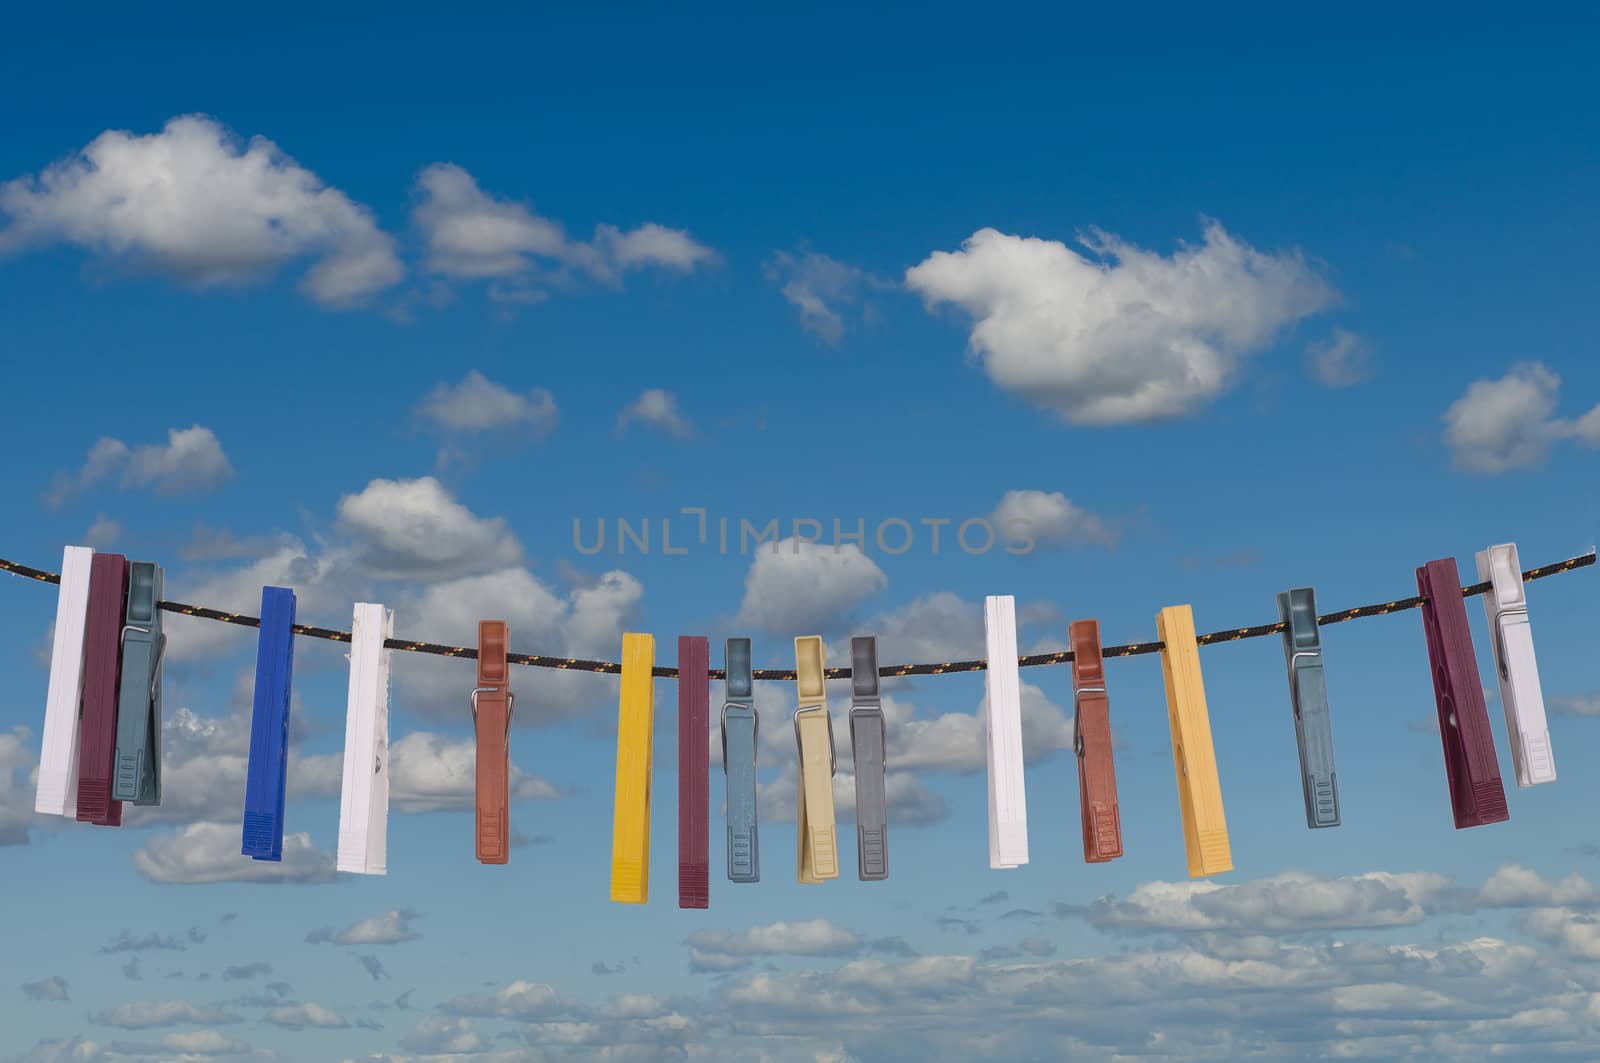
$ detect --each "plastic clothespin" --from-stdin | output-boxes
[112,561,164,806]
[848,636,888,881]
[337,602,393,875]
[36,545,94,818]
[76,552,129,827]
[1070,619,1123,862]
[1277,588,1340,828]
[793,635,838,884]
[1476,543,1555,787]
[243,586,296,860]
[611,633,655,904]
[1417,558,1508,828]
[722,637,759,884]
[473,620,514,865]
[677,635,710,908]
[984,596,1028,869]
[1156,604,1231,877]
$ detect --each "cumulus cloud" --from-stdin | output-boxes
[0,115,402,305]
[132,823,335,885]
[1550,692,1600,717]
[398,1015,487,1054]
[413,163,714,293]
[336,476,524,580]
[265,1001,350,1029]
[0,725,37,845]
[990,490,1116,550]
[44,426,233,509]
[417,370,559,438]
[765,248,880,344]
[1443,361,1600,473]
[735,537,887,632]
[905,221,1334,424]
[686,920,864,972]
[1306,328,1374,387]
[614,388,694,439]
[306,910,420,946]
[90,999,241,1029]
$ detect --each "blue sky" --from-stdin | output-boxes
[3,5,1600,1061]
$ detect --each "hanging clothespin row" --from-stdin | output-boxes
[611,633,655,903]
[36,545,94,818]
[338,602,393,875]
[1476,543,1555,787]
[243,587,297,860]
[1070,619,1122,862]
[1277,588,1340,828]
[677,636,710,908]
[1156,604,1231,877]
[1417,558,1508,828]
[722,637,760,884]
[473,620,514,865]
[112,561,164,806]
[76,552,129,826]
[984,596,1028,869]
[849,636,888,881]
[793,635,838,884]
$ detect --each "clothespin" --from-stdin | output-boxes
[1276,588,1340,828]
[1417,558,1508,827]
[793,635,838,883]
[722,637,760,883]
[1070,619,1122,862]
[76,552,129,827]
[337,602,393,875]
[611,633,655,904]
[36,545,94,818]
[112,561,164,806]
[243,587,296,860]
[473,620,514,864]
[678,635,710,908]
[984,596,1028,869]
[1156,604,1231,877]
[1476,543,1555,787]
[848,636,888,881]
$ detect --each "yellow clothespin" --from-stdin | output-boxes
[793,636,838,883]
[610,633,655,903]
[1156,605,1232,878]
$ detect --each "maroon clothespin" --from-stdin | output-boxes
[677,636,710,909]
[1417,557,1508,829]
[76,552,129,826]
[1071,619,1123,862]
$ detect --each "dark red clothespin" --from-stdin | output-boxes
[473,621,513,863]
[1071,619,1122,861]
[76,552,128,826]
[678,636,710,908]
[1417,557,1508,828]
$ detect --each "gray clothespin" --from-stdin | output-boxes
[849,636,888,880]
[112,561,164,805]
[1277,587,1339,828]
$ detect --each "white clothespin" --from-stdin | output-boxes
[338,602,393,874]
[1476,543,1555,787]
[984,595,1028,869]
[36,546,94,817]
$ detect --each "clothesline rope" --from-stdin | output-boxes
[1,551,1593,681]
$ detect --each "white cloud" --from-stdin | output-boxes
[417,370,559,436]
[384,731,560,812]
[398,1015,487,1054]
[45,426,232,509]
[336,476,523,580]
[1443,361,1600,473]
[90,999,240,1029]
[1306,328,1374,387]
[735,537,887,633]
[0,115,402,306]
[131,823,335,884]
[765,249,877,344]
[888,682,1073,775]
[266,1001,349,1029]
[307,910,419,946]
[0,725,37,845]
[905,221,1334,424]
[614,388,694,439]
[686,919,862,972]
[990,490,1116,550]
[1551,692,1600,717]
[1478,864,1600,909]
[413,163,714,291]
[83,515,122,549]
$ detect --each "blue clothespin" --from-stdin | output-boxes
[1277,588,1339,828]
[243,587,296,860]
[112,561,165,805]
[722,637,759,883]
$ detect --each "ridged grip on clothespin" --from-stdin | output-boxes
[849,636,888,881]
[1070,619,1123,862]
[112,561,164,805]
[722,638,759,883]
[1277,588,1340,828]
